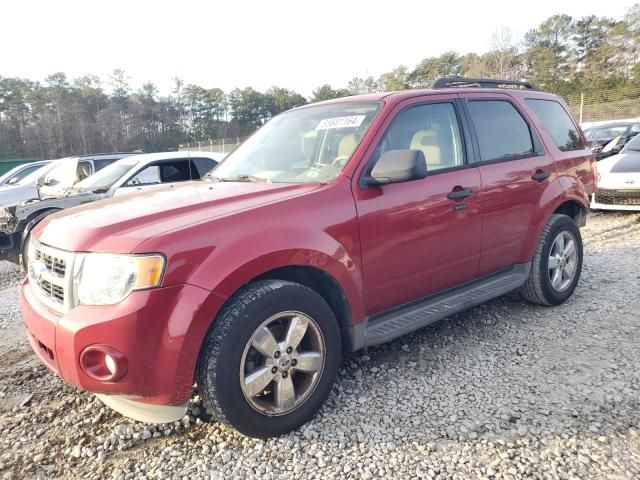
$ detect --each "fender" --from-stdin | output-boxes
[133,179,365,359]
[190,232,365,325]
[21,207,63,237]
[521,174,589,261]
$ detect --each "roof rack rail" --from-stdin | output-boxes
[432,77,538,91]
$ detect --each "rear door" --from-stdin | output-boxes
[461,93,556,275]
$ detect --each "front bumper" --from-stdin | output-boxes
[20,277,225,421]
[590,193,640,211]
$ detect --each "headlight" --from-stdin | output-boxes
[0,207,11,224]
[73,253,165,305]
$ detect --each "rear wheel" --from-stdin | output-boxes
[521,214,583,306]
[196,280,341,438]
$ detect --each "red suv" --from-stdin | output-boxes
[20,78,595,438]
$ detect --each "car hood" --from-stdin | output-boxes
[0,183,38,208]
[596,152,640,189]
[597,152,640,174]
[37,181,321,252]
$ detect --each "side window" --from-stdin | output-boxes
[76,161,93,181]
[159,160,191,182]
[190,158,217,179]
[371,102,465,171]
[526,99,582,151]
[94,159,116,171]
[126,165,161,186]
[467,100,535,161]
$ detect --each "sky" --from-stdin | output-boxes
[1,0,635,97]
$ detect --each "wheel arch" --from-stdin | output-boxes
[523,192,588,262]
[552,199,587,226]
[20,207,64,235]
[252,265,355,353]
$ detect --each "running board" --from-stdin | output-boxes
[352,263,530,350]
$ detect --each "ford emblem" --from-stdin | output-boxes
[29,260,48,282]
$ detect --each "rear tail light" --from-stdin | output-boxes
[80,345,128,382]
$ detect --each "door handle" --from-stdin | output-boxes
[531,170,551,182]
[447,187,472,200]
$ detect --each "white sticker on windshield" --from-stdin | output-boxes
[316,115,366,130]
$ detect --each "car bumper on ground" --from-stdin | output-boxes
[20,277,225,423]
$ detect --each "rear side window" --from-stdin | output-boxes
[94,159,117,171]
[190,158,217,178]
[526,99,582,151]
[159,160,191,182]
[467,100,534,162]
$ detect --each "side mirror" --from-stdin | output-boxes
[37,177,46,187]
[368,150,427,186]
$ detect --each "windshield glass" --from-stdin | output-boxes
[75,157,141,191]
[584,125,631,141]
[213,102,381,183]
[16,162,56,186]
[623,133,640,152]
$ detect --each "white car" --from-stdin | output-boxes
[71,150,224,197]
[591,134,640,211]
[0,160,52,187]
[3,151,223,266]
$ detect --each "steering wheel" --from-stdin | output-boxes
[332,155,350,168]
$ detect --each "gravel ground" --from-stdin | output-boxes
[0,212,639,480]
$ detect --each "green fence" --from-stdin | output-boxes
[0,158,41,176]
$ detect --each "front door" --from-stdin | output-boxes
[354,97,483,315]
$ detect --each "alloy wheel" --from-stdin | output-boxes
[239,311,325,416]
[548,231,578,292]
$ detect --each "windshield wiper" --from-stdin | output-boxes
[208,174,269,183]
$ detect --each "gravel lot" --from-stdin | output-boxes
[0,212,639,480]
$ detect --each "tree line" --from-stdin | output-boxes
[1,4,639,160]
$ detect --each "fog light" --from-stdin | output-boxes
[105,354,117,376]
[80,345,128,382]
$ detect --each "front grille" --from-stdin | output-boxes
[28,242,75,313]
[39,251,66,276]
[595,189,640,206]
[38,278,65,303]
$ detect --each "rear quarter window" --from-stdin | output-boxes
[191,158,217,178]
[526,99,583,152]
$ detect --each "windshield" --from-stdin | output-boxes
[212,102,381,183]
[75,157,141,191]
[623,133,640,152]
[16,162,57,186]
[584,124,631,141]
[0,163,46,185]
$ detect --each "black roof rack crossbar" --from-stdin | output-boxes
[432,77,538,91]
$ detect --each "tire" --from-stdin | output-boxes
[520,214,583,306]
[196,280,341,438]
[21,231,32,270]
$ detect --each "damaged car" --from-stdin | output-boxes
[0,152,138,264]
[0,151,221,265]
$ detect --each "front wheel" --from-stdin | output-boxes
[21,231,32,270]
[521,214,583,306]
[197,280,341,438]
